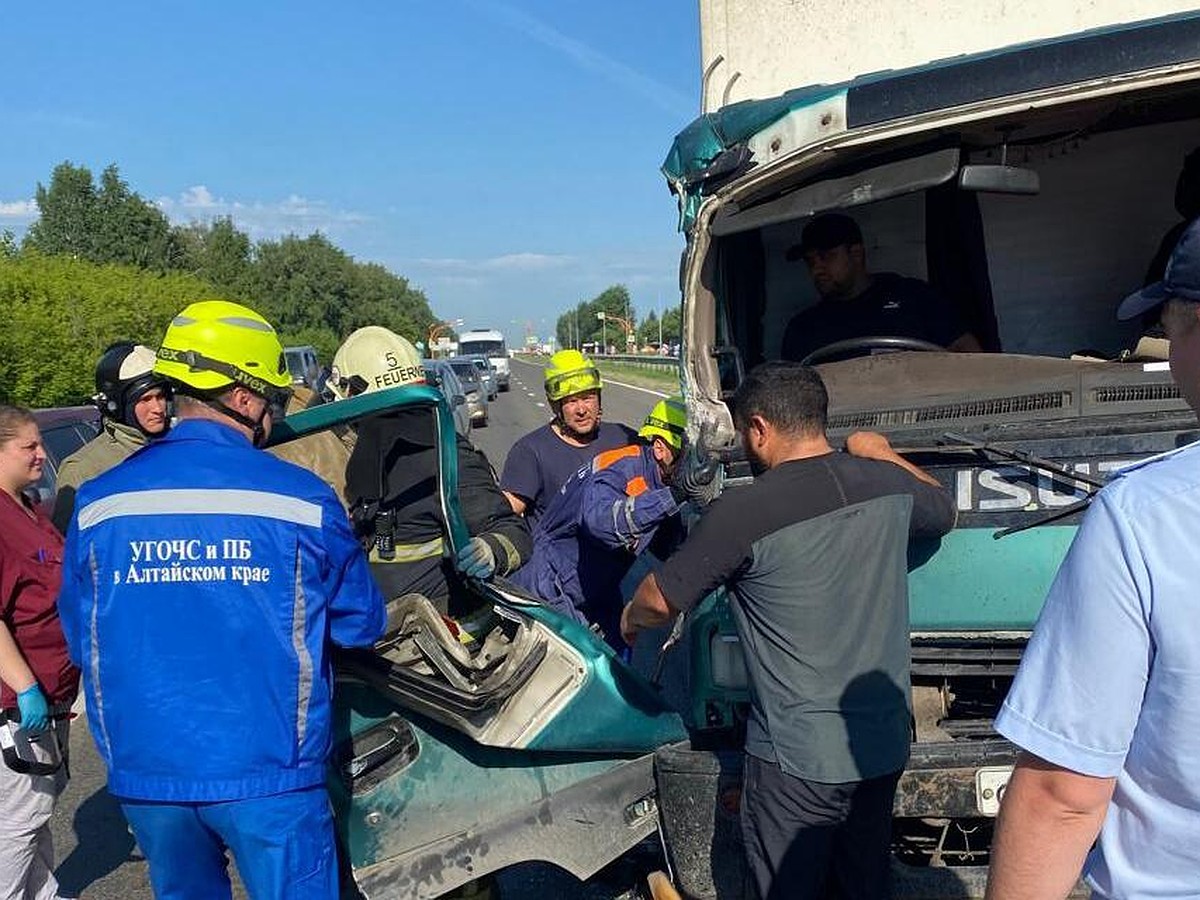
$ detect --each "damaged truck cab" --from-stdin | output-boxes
[658,5,1200,897]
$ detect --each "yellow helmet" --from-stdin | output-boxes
[544,349,601,402]
[639,395,687,451]
[154,300,291,396]
[329,326,425,400]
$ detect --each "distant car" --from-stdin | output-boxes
[448,359,488,428]
[456,355,497,400]
[422,359,471,437]
[284,345,322,389]
[31,406,102,517]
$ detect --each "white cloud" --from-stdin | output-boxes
[155,185,370,239]
[467,0,694,119]
[432,275,487,288]
[0,199,37,219]
[414,253,574,273]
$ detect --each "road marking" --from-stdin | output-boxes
[601,378,669,398]
[510,357,670,398]
[535,402,545,408]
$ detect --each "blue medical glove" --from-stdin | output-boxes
[16,684,50,735]
[455,537,496,580]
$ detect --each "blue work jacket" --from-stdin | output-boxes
[57,419,385,802]
[512,443,678,647]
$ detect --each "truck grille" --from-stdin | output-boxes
[829,391,1071,430]
[1093,384,1180,403]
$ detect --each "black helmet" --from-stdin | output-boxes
[94,342,171,430]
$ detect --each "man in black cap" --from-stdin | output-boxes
[781,213,981,363]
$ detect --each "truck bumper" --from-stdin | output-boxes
[654,740,1087,900]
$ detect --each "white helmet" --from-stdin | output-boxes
[328,326,426,400]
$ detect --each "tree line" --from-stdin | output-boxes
[1,162,438,407]
[554,284,681,354]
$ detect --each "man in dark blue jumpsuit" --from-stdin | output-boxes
[512,397,694,649]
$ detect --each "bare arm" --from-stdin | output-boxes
[620,573,675,646]
[0,619,37,695]
[502,490,528,516]
[985,753,1114,900]
[845,431,941,487]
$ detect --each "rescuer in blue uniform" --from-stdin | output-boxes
[513,397,718,649]
[57,300,386,900]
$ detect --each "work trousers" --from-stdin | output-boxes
[120,785,338,900]
[740,753,901,900]
[0,720,70,900]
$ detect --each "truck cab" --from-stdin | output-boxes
[659,9,1200,897]
[458,329,510,392]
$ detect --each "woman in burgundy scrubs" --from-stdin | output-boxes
[0,406,79,900]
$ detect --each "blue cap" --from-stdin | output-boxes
[1119,217,1200,320]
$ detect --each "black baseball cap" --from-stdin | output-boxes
[786,213,864,262]
[1119,217,1200,320]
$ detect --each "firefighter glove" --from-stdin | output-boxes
[673,425,724,507]
[16,684,50,735]
[455,536,496,579]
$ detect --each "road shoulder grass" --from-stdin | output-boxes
[595,361,680,394]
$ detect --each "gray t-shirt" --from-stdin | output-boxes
[658,452,955,783]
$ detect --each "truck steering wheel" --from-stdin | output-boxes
[800,335,945,366]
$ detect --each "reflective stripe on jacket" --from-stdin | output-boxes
[57,419,385,803]
[512,443,678,644]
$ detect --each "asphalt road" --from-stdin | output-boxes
[49,362,667,899]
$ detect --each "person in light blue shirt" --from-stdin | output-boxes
[987,219,1200,899]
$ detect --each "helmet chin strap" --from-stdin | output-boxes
[205,398,269,447]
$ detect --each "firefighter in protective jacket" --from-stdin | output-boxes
[329,326,531,613]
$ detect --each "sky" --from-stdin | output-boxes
[0,1,701,349]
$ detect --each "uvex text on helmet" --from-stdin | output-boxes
[328,326,425,399]
[154,300,291,397]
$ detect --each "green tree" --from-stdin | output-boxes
[13,160,442,384]
[660,304,681,346]
[555,284,637,350]
[637,310,660,346]
[173,217,255,297]
[0,254,217,407]
[23,162,179,270]
[24,162,98,259]
[0,230,17,260]
[94,165,179,270]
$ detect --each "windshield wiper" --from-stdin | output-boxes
[940,432,1104,539]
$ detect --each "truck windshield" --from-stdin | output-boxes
[459,340,505,357]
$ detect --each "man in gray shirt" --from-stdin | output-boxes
[622,362,955,900]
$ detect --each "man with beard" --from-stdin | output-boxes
[621,362,955,900]
[500,350,637,526]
